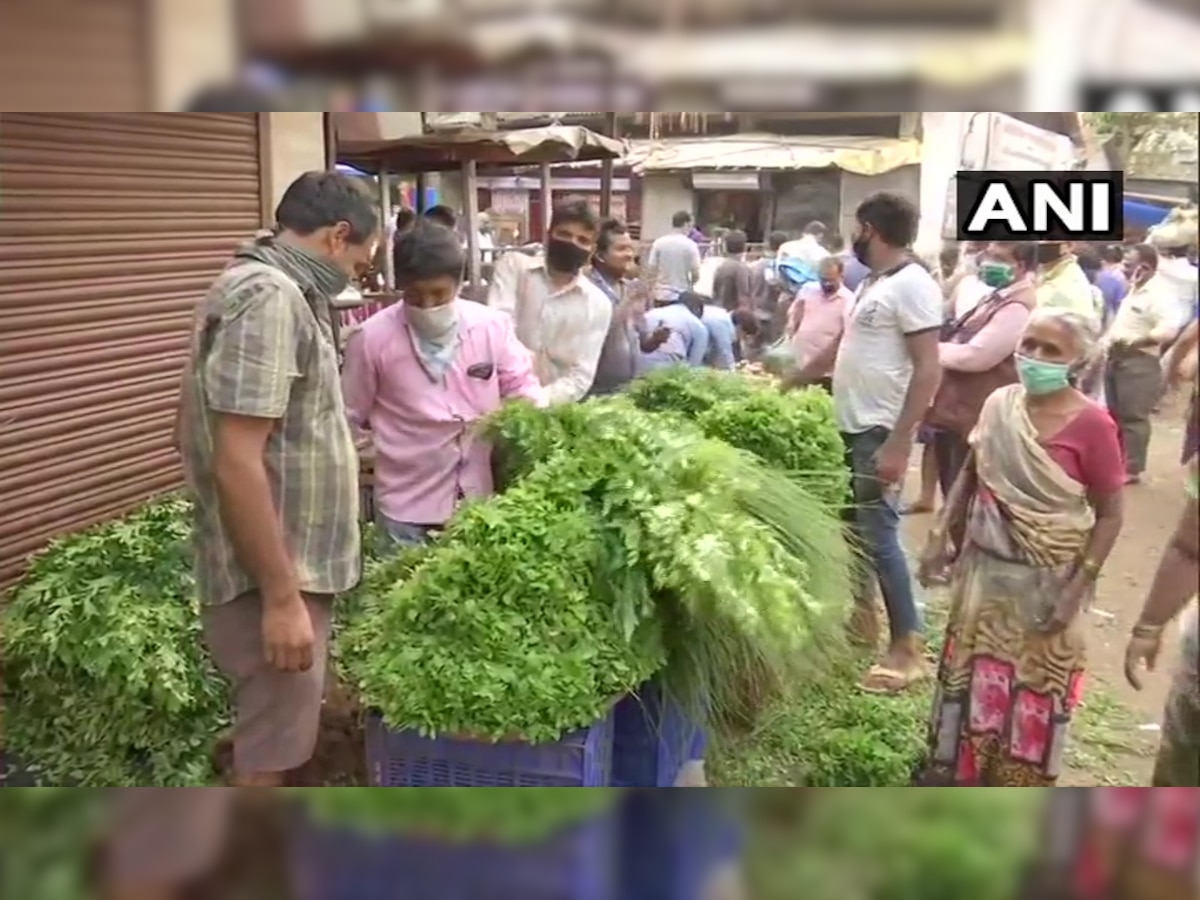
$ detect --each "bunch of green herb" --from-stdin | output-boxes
[0,787,106,900]
[1,497,229,786]
[625,366,757,418]
[341,465,667,742]
[292,788,618,843]
[483,397,851,730]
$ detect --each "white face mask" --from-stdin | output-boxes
[407,303,458,342]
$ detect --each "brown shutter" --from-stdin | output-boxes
[0,113,265,591]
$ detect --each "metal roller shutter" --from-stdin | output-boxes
[0,113,265,590]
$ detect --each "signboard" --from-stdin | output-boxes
[691,172,762,191]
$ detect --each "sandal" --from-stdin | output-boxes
[860,662,929,695]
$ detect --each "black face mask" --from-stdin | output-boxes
[851,233,872,267]
[1036,243,1063,266]
[546,237,591,274]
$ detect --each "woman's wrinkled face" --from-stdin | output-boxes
[1018,317,1080,366]
[599,231,637,276]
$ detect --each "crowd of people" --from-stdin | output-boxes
[105,167,1198,897]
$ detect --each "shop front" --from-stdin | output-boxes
[0,112,325,590]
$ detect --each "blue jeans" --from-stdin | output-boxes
[842,427,923,641]
[375,513,437,555]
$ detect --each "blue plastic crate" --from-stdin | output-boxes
[618,791,744,900]
[365,711,614,787]
[612,681,705,788]
[292,811,616,900]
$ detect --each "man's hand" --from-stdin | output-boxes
[873,435,911,485]
[262,592,315,672]
[641,325,671,353]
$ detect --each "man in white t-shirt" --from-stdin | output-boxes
[787,193,943,694]
[778,221,831,270]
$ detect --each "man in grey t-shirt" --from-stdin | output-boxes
[647,210,702,302]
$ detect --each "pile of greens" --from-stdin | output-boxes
[1,497,229,786]
[627,367,849,507]
[293,788,617,843]
[342,377,851,744]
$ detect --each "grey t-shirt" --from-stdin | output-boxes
[647,232,702,297]
[832,262,943,434]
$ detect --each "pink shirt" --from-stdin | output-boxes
[342,299,545,526]
[787,282,853,375]
[938,283,1034,373]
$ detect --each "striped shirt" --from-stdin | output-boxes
[180,250,361,606]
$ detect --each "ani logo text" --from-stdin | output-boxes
[954,170,1124,243]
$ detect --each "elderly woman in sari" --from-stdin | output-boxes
[916,308,1126,786]
[1124,454,1199,787]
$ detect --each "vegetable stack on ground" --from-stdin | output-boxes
[1,497,228,786]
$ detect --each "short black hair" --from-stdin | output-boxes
[423,205,458,229]
[596,217,628,255]
[550,197,600,233]
[767,230,788,252]
[1129,243,1159,269]
[672,210,693,228]
[395,208,418,232]
[724,229,747,254]
[393,219,465,283]
[855,192,918,249]
[992,241,1038,271]
[275,171,378,244]
[1075,246,1102,275]
[1101,243,1125,265]
[803,221,827,237]
[185,84,278,112]
[731,308,759,335]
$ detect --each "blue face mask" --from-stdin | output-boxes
[1015,354,1072,395]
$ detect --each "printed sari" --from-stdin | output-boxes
[922,385,1097,786]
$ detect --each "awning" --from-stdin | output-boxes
[1124,198,1173,231]
[335,118,626,173]
[625,133,921,176]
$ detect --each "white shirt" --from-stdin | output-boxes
[778,235,830,270]
[1106,276,1179,350]
[1155,256,1199,333]
[833,263,944,433]
[486,251,612,404]
[951,274,992,320]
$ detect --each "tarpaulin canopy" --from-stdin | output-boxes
[335,119,626,173]
[1124,198,1172,230]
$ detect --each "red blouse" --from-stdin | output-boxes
[1041,401,1125,493]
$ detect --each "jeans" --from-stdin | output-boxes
[375,513,437,554]
[841,427,923,641]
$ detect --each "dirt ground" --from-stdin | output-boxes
[901,395,1194,787]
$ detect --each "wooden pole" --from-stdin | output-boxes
[599,112,617,218]
[379,168,395,290]
[540,161,552,242]
[463,160,482,300]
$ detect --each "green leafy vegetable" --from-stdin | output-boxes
[1,497,229,786]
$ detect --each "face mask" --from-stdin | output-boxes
[820,281,838,294]
[1036,244,1063,266]
[1016,354,1072,395]
[851,233,872,267]
[406,303,458,342]
[978,261,1016,289]
[545,237,591,274]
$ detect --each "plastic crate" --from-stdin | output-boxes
[611,680,705,788]
[618,791,744,900]
[365,711,614,787]
[292,811,616,900]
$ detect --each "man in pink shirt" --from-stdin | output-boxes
[342,220,546,549]
[785,256,854,391]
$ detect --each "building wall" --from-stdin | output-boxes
[839,165,922,246]
[263,112,329,215]
[150,0,238,110]
[640,174,694,240]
